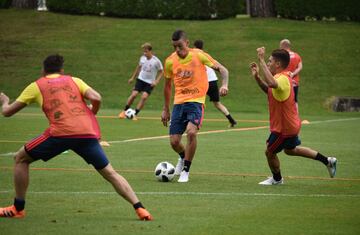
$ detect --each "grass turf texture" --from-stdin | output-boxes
[0,8,360,235]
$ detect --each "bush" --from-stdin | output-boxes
[46,0,239,20]
[275,0,360,21]
[0,0,11,8]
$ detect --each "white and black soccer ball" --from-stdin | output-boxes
[125,108,136,119]
[154,161,175,182]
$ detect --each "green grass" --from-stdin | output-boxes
[0,9,360,235]
[0,9,360,115]
[0,108,360,234]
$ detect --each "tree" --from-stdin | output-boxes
[247,0,275,17]
[11,0,37,8]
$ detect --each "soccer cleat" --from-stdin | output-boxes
[229,121,237,128]
[0,205,25,218]
[135,208,153,221]
[258,177,283,185]
[132,115,138,121]
[118,111,126,119]
[178,170,189,183]
[327,157,337,178]
[174,157,184,175]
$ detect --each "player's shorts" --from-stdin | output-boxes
[169,102,204,135]
[134,79,153,94]
[25,134,109,170]
[293,86,299,103]
[266,132,301,154]
[207,81,220,102]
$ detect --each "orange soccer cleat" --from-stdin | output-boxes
[118,111,126,119]
[135,208,153,221]
[0,205,25,218]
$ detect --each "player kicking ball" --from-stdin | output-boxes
[250,47,337,185]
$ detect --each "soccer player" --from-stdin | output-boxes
[250,47,337,185]
[0,54,152,220]
[161,30,229,183]
[118,42,163,120]
[279,39,303,103]
[193,39,237,127]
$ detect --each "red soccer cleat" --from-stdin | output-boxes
[136,208,153,221]
[0,205,25,218]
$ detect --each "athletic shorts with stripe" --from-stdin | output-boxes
[25,133,109,170]
[266,132,301,154]
[169,102,204,135]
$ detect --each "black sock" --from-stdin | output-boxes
[179,151,185,159]
[272,171,282,181]
[183,160,192,172]
[315,152,329,166]
[226,114,236,124]
[14,198,25,211]
[133,202,144,209]
[135,109,140,115]
[124,105,130,110]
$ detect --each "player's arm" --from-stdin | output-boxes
[212,62,229,97]
[250,63,268,93]
[83,88,101,115]
[129,65,141,84]
[0,92,27,117]
[291,61,303,78]
[257,47,278,88]
[152,69,163,87]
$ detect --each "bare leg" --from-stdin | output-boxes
[184,122,198,162]
[265,150,281,174]
[14,147,34,200]
[170,134,185,154]
[213,101,230,116]
[97,164,139,205]
[126,90,139,107]
[284,146,317,159]
[136,92,149,111]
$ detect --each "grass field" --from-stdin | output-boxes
[0,108,359,235]
[0,8,360,235]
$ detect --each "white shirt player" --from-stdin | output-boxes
[206,66,218,82]
[138,55,163,84]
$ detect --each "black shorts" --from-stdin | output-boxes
[293,86,299,103]
[207,81,220,102]
[134,79,153,94]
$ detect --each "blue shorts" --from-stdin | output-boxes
[170,102,204,135]
[25,134,109,170]
[266,132,301,154]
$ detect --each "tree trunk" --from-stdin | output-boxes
[249,0,275,17]
[11,0,37,8]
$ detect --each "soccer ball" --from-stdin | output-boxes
[154,162,175,182]
[125,108,136,119]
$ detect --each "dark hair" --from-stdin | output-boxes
[43,54,64,73]
[271,49,290,69]
[172,30,187,41]
[193,40,204,49]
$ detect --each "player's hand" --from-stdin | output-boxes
[219,86,228,97]
[161,109,170,127]
[0,92,9,105]
[151,81,157,87]
[257,47,265,61]
[128,78,134,84]
[288,71,294,78]
[250,62,259,77]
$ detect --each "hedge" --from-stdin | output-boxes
[275,0,360,21]
[46,0,239,20]
[0,0,11,8]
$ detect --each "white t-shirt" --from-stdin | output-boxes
[206,66,218,82]
[138,55,163,84]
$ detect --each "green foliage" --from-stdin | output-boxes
[46,0,239,19]
[0,0,11,9]
[275,0,360,21]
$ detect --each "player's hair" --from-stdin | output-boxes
[193,40,204,49]
[172,30,187,41]
[141,42,152,51]
[272,49,290,69]
[43,54,64,73]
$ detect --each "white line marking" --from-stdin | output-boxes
[0,190,358,198]
[308,117,360,124]
[0,152,17,157]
